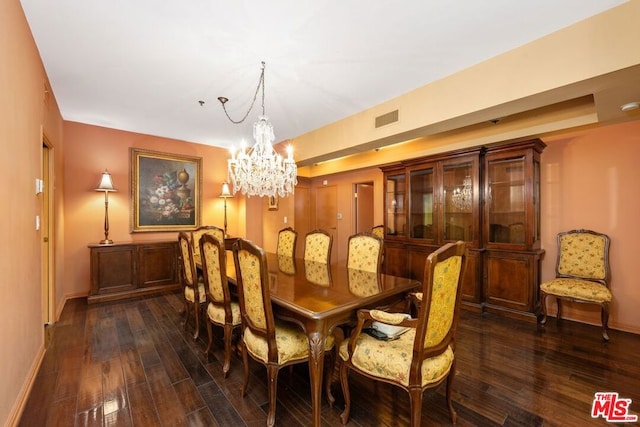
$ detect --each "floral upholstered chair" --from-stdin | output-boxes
[178,232,207,340]
[276,227,297,258]
[304,229,333,264]
[191,225,224,266]
[539,229,612,341]
[339,241,467,427]
[199,233,241,377]
[347,232,383,273]
[232,239,334,427]
[371,224,385,239]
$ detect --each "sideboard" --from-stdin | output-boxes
[88,240,180,303]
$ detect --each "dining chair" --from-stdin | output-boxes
[347,232,383,273]
[199,233,241,377]
[276,227,297,258]
[192,225,225,265]
[178,231,207,340]
[339,241,467,427]
[539,229,612,340]
[304,229,333,264]
[371,224,385,240]
[232,238,334,427]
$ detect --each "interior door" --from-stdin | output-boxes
[316,186,338,263]
[355,182,374,233]
[41,142,54,326]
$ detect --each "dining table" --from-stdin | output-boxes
[222,250,422,427]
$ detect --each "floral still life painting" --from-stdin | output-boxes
[130,148,202,232]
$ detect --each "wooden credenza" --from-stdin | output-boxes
[88,241,180,303]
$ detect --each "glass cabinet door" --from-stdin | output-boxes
[385,173,406,236]
[487,156,525,244]
[409,167,434,239]
[443,162,474,241]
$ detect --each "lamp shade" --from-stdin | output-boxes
[220,181,232,198]
[95,170,117,192]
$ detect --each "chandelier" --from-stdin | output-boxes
[218,62,297,198]
[451,176,472,211]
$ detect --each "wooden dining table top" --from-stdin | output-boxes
[223,251,422,323]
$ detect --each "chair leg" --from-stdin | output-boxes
[446,360,458,424]
[601,303,610,341]
[192,302,200,341]
[183,300,190,331]
[223,324,233,377]
[539,292,548,326]
[339,360,351,425]
[325,346,336,407]
[205,318,213,358]
[556,298,563,322]
[241,341,249,397]
[266,364,279,427]
[408,387,423,427]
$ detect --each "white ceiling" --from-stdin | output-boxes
[20,0,627,153]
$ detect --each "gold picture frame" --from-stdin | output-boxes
[130,148,202,232]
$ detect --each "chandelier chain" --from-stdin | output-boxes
[220,61,266,124]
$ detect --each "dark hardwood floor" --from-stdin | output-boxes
[19,292,640,426]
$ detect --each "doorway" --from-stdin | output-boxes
[42,142,54,326]
[354,182,374,233]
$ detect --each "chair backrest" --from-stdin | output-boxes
[412,241,466,371]
[347,232,383,273]
[232,239,278,362]
[304,229,333,263]
[199,233,232,314]
[371,225,385,239]
[178,231,197,287]
[276,227,297,257]
[192,225,225,259]
[556,229,610,285]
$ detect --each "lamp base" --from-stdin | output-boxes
[99,239,114,245]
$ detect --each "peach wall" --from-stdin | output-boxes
[1,0,64,425]
[541,121,640,333]
[63,122,233,299]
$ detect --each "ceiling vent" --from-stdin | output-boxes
[375,109,399,128]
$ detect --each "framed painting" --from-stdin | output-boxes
[268,195,278,211]
[130,148,202,232]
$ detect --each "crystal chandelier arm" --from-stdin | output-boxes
[218,61,266,124]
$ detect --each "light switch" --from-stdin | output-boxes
[284,216,288,224]
[36,215,40,230]
[337,213,343,220]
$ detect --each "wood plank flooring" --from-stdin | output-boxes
[19,292,640,426]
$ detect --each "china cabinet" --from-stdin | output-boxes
[380,139,545,319]
[483,139,545,319]
[381,146,484,309]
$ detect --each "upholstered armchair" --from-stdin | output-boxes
[304,229,333,263]
[339,241,467,427]
[199,233,241,377]
[539,229,612,340]
[178,232,207,340]
[276,227,297,258]
[346,232,383,273]
[232,239,334,427]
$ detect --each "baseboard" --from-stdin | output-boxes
[6,343,46,427]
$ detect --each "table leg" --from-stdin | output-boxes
[307,330,326,427]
